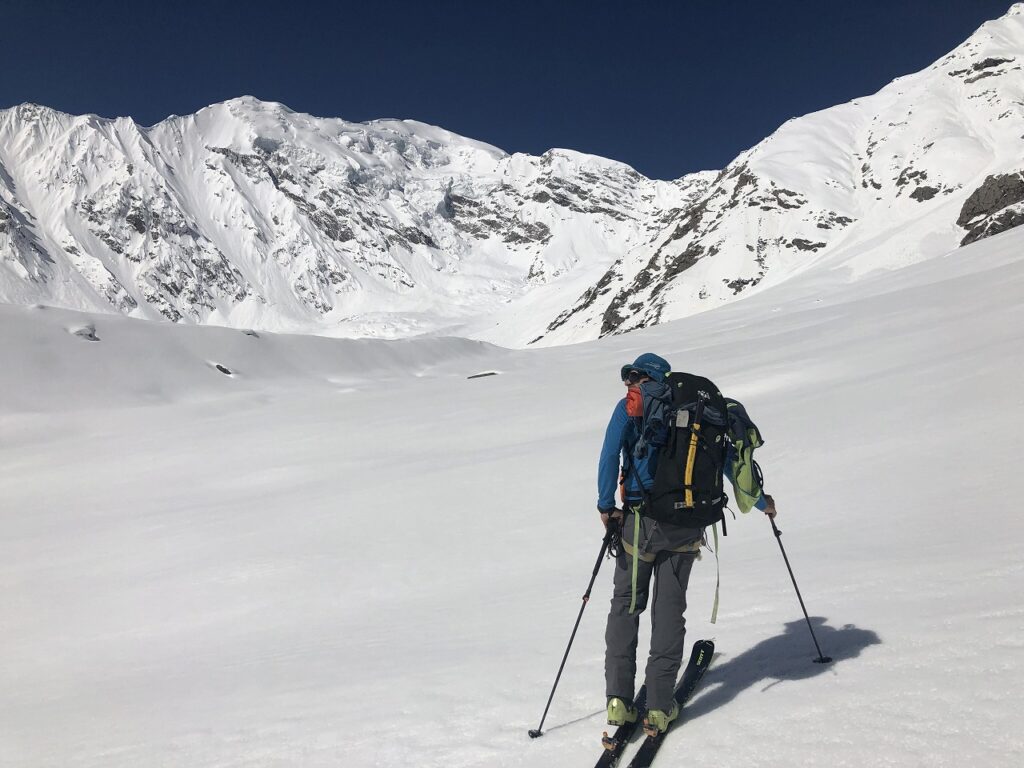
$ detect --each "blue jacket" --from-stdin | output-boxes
[597,397,649,510]
[597,397,767,512]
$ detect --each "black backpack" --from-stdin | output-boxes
[645,371,729,527]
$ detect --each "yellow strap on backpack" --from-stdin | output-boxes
[684,422,700,507]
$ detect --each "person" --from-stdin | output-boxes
[597,352,777,736]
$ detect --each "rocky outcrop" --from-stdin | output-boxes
[576,160,855,338]
[958,172,1024,245]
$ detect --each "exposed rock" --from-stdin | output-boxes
[910,186,940,202]
[961,206,1024,245]
[790,238,827,252]
[772,189,805,209]
[957,172,1024,244]
[545,261,622,333]
[817,212,855,229]
[70,324,99,341]
[503,221,551,246]
[975,56,1015,70]
[895,167,928,188]
[965,71,999,84]
[662,243,704,282]
[599,294,630,336]
[724,276,762,294]
[958,172,1024,224]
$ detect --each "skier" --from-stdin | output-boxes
[598,353,777,736]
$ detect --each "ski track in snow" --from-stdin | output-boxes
[2,228,1024,766]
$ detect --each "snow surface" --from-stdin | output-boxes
[3,221,1024,766]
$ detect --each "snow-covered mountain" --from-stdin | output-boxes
[0,100,707,343]
[551,3,1024,342]
[2,5,1023,347]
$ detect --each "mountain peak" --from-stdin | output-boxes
[218,95,294,114]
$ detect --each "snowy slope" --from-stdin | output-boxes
[551,3,1024,342]
[3,6,1024,348]
[0,304,509,413]
[2,222,1023,766]
[0,99,705,343]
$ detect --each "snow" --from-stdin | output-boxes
[0,94,700,346]
[3,220,1024,766]
[3,6,1024,764]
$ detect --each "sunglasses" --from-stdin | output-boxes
[622,369,646,384]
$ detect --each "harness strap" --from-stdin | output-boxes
[629,505,641,614]
[710,522,721,624]
[621,537,702,562]
[621,538,656,563]
[623,505,703,616]
[622,451,650,617]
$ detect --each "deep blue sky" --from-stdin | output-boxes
[1,0,1014,179]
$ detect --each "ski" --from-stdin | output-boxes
[625,639,715,768]
[595,685,647,767]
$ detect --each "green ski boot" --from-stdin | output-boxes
[642,700,679,736]
[606,697,639,727]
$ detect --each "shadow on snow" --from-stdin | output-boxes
[685,616,881,722]
[538,617,878,735]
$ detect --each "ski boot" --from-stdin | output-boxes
[606,696,639,726]
[642,700,679,736]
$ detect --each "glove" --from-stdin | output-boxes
[599,506,624,529]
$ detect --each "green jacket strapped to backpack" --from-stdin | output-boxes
[724,398,766,515]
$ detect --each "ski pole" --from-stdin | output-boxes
[528,519,619,739]
[768,516,833,664]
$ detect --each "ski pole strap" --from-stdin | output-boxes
[607,521,622,558]
[710,522,721,625]
[604,516,621,552]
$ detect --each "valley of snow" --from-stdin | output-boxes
[3,221,1023,767]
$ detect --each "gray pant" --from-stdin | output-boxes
[605,512,701,712]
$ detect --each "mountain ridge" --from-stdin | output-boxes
[2,5,1023,347]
